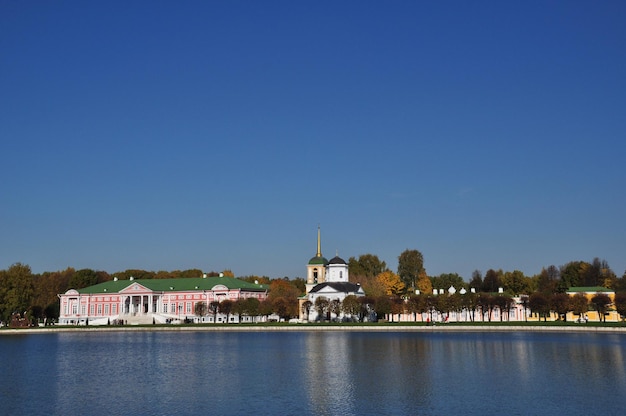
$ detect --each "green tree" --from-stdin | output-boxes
[238,275,268,285]
[537,266,559,294]
[583,258,615,287]
[232,299,245,322]
[501,270,531,296]
[614,272,626,293]
[431,273,466,292]
[243,297,260,322]
[115,269,155,280]
[290,277,306,294]
[374,296,392,321]
[348,254,388,279]
[481,269,502,293]
[434,295,452,322]
[0,263,35,322]
[469,270,483,291]
[69,269,99,289]
[397,249,425,291]
[559,261,585,289]
[341,295,361,321]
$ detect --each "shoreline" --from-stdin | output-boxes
[2,324,626,335]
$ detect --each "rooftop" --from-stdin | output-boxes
[75,276,268,294]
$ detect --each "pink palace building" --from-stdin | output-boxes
[58,275,269,325]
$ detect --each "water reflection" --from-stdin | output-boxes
[303,332,434,415]
[304,333,355,415]
[1,331,625,416]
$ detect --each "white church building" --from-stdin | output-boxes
[299,227,365,321]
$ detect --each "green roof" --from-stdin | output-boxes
[76,277,268,294]
[566,286,613,293]
[308,255,328,265]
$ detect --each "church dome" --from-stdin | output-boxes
[308,255,328,265]
[328,255,347,265]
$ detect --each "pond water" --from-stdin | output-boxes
[1,330,625,415]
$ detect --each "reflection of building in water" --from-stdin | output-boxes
[299,227,366,321]
[304,333,356,415]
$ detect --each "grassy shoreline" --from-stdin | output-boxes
[2,321,626,335]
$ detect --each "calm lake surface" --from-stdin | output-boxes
[1,330,625,416]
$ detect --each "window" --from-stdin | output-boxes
[112,304,117,314]
[171,303,175,314]
[90,305,95,315]
[81,306,86,315]
[97,305,102,315]
[104,305,109,315]
[186,302,191,314]
[163,304,168,313]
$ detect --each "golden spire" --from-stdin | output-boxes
[316,225,322,257]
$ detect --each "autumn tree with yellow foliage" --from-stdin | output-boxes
[376,271,405,296]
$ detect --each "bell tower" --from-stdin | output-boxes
[306,226,328,294]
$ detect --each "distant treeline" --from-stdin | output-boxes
[1,251,624,324]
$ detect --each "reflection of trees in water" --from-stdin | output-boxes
[305,333,356,415]
[305,333,432,414]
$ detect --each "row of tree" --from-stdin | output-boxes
[192,290,625,324]
[349,251,626,298]
[1,250,624,323]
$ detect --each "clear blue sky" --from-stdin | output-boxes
[2,1,625,280]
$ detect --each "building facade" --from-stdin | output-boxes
[386,286,620,323]
[58,275,268,325]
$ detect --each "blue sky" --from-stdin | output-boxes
[2,1,625,280]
